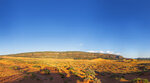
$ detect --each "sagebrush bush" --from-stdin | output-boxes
[85,68,96,79]
[132,78,149,83]
[59,73,66,78]
[10,66,20,70]
[143,79,149,83]
[32,65,41,68]
[40,69,51,75]
[93,78,101,83]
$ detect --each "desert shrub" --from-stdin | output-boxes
[25,72,37,79]
[85,68,96,79]
[10,66,20,70]
[100,73,105,76]
[19,69,25,72]
[72,72,78,77]
[15,59,25,63]
[143,79,149,83]
[29,61,39,64]
[32,65,41,68]
[67,67,74,70]
[132,78,149,83]
[40,69,51,75]
[84,68,101,83]
[23,75,28,79]
[30,73,36,79]
[59,73,66,78]
[20,75,28,81]
[64,66,67,68]
[83,77,90,83]
[26,72,32,75]
[93,78,101,83]
[49,77,53,80]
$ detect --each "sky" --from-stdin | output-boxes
[0,0,150,58]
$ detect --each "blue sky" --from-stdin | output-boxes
[0,0,150,58]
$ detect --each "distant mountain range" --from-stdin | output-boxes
[136,57,150,60]
[5,51,124,60]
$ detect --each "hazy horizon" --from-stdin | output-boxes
[0,0,150,58]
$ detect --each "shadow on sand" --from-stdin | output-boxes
[0,67,150,83]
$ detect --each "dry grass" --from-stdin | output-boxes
[0,56,150,83]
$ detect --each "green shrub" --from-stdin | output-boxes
[31,73,36,79]
[83,77,90,82]
[19,69,25,72]
[72,72,78,77]
[26,72,32,75]
[93,78,101,83]
[85,68,96,79]
[10,66,20,70]
[143,79,149,83]
[40,69,51,75]
[32,65,41,68]
[100,73,105,76]
[49,77,53,80]
[67,67,74,70]
[23,75,28,79]
[59,73,66,78]
[132,78,149,83]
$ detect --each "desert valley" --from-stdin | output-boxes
[0,51,149,83]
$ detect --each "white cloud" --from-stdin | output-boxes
[87,51,97,53]
[87,50,121,55]
[99,51,104,53]
[106,51,113,54]
[87,50,105,53]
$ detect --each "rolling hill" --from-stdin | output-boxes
[6,51,124,60]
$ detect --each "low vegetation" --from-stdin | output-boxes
[0,51,149,83]
[132,78,149,83]
[40,69,51,75]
